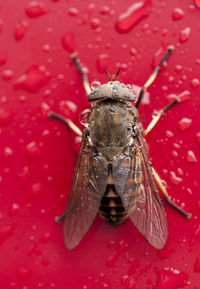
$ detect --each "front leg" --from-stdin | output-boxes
[48,111,82,136]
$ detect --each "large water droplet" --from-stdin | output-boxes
[79,109,91,127]
[179,27,191,43]
[115,0,152,33]
[154,268,189,289]
[62,32,75,53]
[178,117,192,130]
[91,81,101,90]
[169,171,183,185]
[172,8,184,20]
[186,150,197,163]
[26,1,46,18]
[14,65,51,93]
[14,21,28,41]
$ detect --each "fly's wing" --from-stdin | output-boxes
[113,133,168,249]
[63,131,108,249]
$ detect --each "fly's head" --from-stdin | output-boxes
[88,81,136,103]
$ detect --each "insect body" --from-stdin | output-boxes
[49,47,191,250]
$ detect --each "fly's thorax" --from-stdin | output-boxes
[88,81,136,102]
[87,100,139,160]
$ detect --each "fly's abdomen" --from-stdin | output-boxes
[99,185,128,225]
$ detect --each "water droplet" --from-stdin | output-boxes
[26,1,46,18]
[190,78,200,88]
[166,130,174,138]
[26,141,41,160]
[190,226,200,246]
[186,150,197,163]
[115,0,152,33]
[17,267,31,280]
[157,248,171,259]
[2,69,14,81]
[107,240,115,249]
[68,7,79,16]
[174,65,182,73]
[128,259,140,275]
[14,20,28,41]
[79,109,91,127]
[0,224,14,245]
[3,146,13,159]
[154,268,189,289]
[91,81,101,90]
[41,232,51,243]
[9,203,20,216]
[172,8,184,20]
[169,171,182,185]
[179,27,191,43]
[29,182,43,199]
[90,18,100,29]
[0,108,13,124]
[18,166,30,187]
[178,117,192,130]
[106,240,127,267]
[96,53,109,72]
[73,136,82,153]
[129,48,137,56]
[194,255,200,272]
[194,0,200,8]
[196,132,200,146]
[61,31,75,54]
[38,102,51,119]
[14,65,51,92]
[58,100,77,122]
[0,51,8,66]
[152,45,168,70]
[100,6,110,15]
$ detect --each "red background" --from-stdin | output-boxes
[0,0,200,288]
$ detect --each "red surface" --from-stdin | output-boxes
[0,0,200,288]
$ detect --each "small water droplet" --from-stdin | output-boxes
[0,108,13,124]
[2,69,14,81]
[100,6,110,15]
[90,18,100,29]
[190,78,200,88]
[96,53,109,73]
[106,240,127,267]
[26,1,46,18]
[115,0,152,33]
[29,182,43,199]
[172,8,184,20]
[0,51,8,66]
[91,81,101,90]
[178,117,192,131]
[0,224,14,245]
[169,171,182,185]
[14,20,28,41]
[79,109,91,127]
[17,267,31,280]
[26,141,41,160]
[179,27,191,43]
[3,146,13,159]
[38,102,51,119]
[9,203,20,216]
[166,130,174,138]
[68,7,79,16]
[186,150,197,163]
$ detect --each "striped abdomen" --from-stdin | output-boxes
[99,184,128,225]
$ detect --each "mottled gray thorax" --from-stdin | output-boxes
[88,100,138,160]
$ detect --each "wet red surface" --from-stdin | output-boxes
[0,0,200,288]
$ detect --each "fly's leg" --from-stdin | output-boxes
[48,111,82,136]
[152,167,192,219]
[136,45,174,109]
[143,97,180,136]
[71,52,91,95]
[55,212,66,223]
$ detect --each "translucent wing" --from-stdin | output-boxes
[63,131,108,249]
[113,133,168,249]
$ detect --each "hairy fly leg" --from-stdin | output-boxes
[136,45,174,109]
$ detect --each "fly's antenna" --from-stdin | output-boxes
[113,68,120,81]
[104,70,112,81]
[104,68,120,81]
